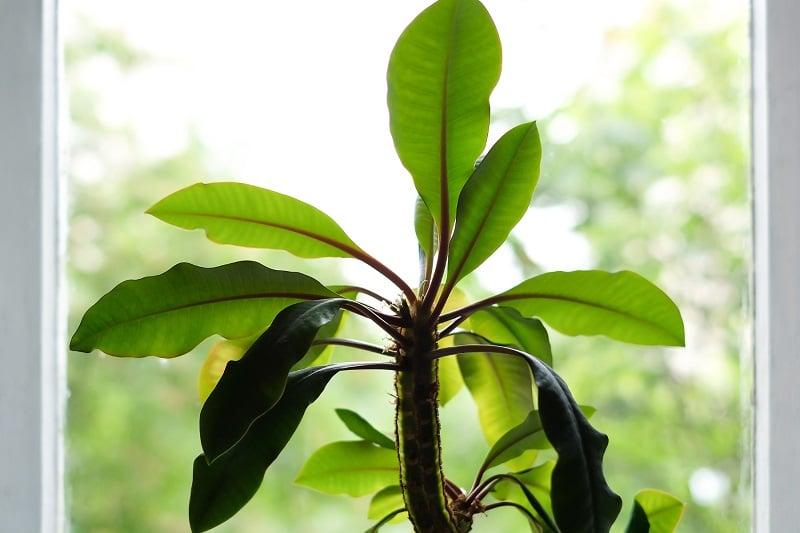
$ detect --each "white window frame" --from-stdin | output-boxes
[0,0,796,530]
[752,0,800,531]
[0,0,64,531]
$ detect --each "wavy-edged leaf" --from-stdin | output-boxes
[448,121,541,283]
[336,409,395,450]
[455,333,535,471]
[70,261,338,357]
[625,489,685,533]
[368,486,406,522]
[190,363,360,532]
[200,299,347,462]
[525,355,622,532]
[387,0,501,231]
[496,270,685,346]
[148,182,365,259]
[468,306,552,366]
[295,441,399,497]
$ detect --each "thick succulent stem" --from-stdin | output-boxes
[394,304,466,533]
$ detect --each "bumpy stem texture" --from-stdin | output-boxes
[395,313,460,533]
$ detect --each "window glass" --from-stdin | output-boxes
[65,1,751,530]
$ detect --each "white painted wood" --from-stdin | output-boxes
[752,0,800,531]
[0,0,64,530]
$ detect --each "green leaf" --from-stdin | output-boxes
[415,195,437,279]
[455,334,535,471]
[448,121,542,283]
[147,182,365,259]
[625,489,685,533]
[525,355,622,532]
[197,338,249,403]
[387,0,501,231]
[200,299,347,462]
[496,270,685,346]
[468,307,552,366]
[295,441,399,497]
[335,408,395,450]
[437,347,464,405]
[481,410,547,472]
[190,363,358,532]
[69,261,338,357]
[368,485,406,521]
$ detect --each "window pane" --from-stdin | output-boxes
[65,1,751,530]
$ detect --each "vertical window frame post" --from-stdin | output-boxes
[0,0,64,530]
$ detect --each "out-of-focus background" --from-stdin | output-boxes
[65,0,750,531]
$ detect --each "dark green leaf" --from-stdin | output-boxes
[190,363,356,532]
[200,299,346,462]
[625,489,685,533]
[525,356,622,533]
[468,307,552,366]
[335,408,395,450]
[496,270,685,346]
[295,441,399,496]
[69,261,337,357]
[387,0,501,231]
[147,182,365,259]
[448,121,541,283]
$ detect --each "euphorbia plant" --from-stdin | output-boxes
[70,0,687,531]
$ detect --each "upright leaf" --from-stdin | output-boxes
[69,261,337,357]
[387,0,501,231]
[295,441,399,497]
[496,270,685,346]
[456,338,535,463]
[448,121,541,283]
[148,182,365,259]
[200,299,347,462]
[189,363,361,532]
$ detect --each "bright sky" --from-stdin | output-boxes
[66,0,648,294]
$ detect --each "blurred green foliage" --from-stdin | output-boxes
[66,1,749,531]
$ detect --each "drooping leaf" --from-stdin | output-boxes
[295,441,399,497]
[147,182,365,259]
[468,306,552,366]
[625,489,685,533]
[290,307,348,371]
[366,506,408,533]
[190,363,364,532]
[335,408,395,450]
[368,486,406,522]
[387,0,501,231]
[524,355,622,532]
[455,333,535,471]
[496,270,685,346]
[69,261,338,357]
[200,299,347,462]
[448,121,542,283]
